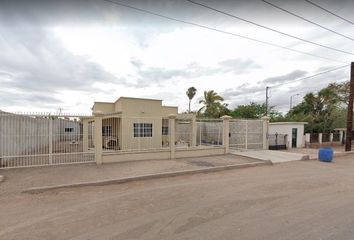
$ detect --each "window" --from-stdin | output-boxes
[162,126,169,136]
[64,127,74,132]
[134,123,152,137]
[102,126,112,136]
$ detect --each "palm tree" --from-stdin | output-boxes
[198,90,224,118]
[186,87,197,113]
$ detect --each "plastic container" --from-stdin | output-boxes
[318,147,333,162]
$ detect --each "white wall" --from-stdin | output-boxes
[269,123,305,149]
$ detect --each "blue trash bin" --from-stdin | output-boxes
[318,148,333,162]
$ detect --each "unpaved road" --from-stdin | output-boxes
[1,155,354,240]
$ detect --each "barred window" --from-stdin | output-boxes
[134,123,152,137]
[162,126,169,136]
[102,126,112,136]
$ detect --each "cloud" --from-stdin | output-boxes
[128,58,260,88]
[261,70,308,85]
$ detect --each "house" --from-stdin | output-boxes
[91,97,195,151]
[269,122,307,149]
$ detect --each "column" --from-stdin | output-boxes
[191,115,197,147]
[305,133,310,148]
[94,111,103,165]
[318,133,323,144]
[221,115,232,154]
[168,114,177,159]
[82,118,89,152]
[329,133,333,143]
[261,116,270,150]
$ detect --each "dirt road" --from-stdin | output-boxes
[1,155,354,239]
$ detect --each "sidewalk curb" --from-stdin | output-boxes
[22,161,271,194]
[308,151,354,160]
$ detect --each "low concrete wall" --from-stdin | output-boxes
[175,147,225,158]
[102,149,170,163]
[102,146,225,163]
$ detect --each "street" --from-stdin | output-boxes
[1,155,354,239]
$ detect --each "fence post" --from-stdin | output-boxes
[261,116,270,150]
[318,133,323,144]
[168,114,177,159]
[191,115,197,147]
[94,111,103,165]
[82,118,89,152]
[329,133,333,143]
[305,133,310,148]
[245,120,248,150]
[221,115,231,154]
[49,118,53,164]
[340,131,344,144]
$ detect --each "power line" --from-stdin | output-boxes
[304,0,354,26]
[102,0,345,63]
[261,0,354,42]
[186,0,354,56]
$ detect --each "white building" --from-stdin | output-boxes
[269,122,307,149]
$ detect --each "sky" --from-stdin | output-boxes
[0,0,353,114]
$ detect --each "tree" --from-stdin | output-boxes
[230,102,284,121]
[287,81,350,133]
[186,87,197,113]
[198,90,225,118]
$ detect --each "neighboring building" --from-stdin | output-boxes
[269,122,307,149]
[91,97,187,150]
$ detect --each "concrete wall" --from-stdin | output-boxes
[269,123,305,148]
[102,146,225,163]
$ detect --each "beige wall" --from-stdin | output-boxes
[118,97,163,118]
[93,102,115,113]
[162,106,178,117]
[120,117,163,150]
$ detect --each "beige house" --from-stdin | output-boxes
[90,97,191,151]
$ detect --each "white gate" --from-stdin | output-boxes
[0,111,95,168]
[229,119,263,150]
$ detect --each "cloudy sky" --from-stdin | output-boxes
[0,0,353,114]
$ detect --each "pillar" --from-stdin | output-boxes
[168,114,177,159]
[261,116,270,150]
[191,115,197,147]
[319,133,323,144]
[329,133,334,143]
[221,115,232,154]
[305,133,310,148]
[94,111,103,165]
[82,118,89,152]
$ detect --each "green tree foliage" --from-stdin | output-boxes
[186,87,197,113]
[230,102,284,121]
[286,81,349,133]
[198,90,226,118]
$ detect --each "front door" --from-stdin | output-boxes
[292,128,297,148]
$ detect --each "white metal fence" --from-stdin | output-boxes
[196,120,223,146]
[229,119,263,150]
[0,111,94,168]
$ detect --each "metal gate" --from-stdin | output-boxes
[0,111,95,168]
[229,119,263,150]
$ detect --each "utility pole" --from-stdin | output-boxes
[345,62,354,151]
[265,86,270,116]
[290,93,300,110]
